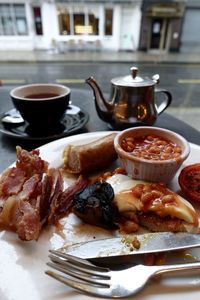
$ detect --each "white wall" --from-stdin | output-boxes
[95,2,142,51]
[132,4,142,50]
[102,5,121,51]
[39,2,58,49]
[120,4,141,51]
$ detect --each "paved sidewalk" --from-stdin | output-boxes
[0,49,200,64]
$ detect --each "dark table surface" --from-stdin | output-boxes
[0,86,200,173]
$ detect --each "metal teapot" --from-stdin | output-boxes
[86,66,172,129]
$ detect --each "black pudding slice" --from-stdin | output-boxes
[73,181,118,228]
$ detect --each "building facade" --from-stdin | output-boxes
[0,0,142,52]
[180,0,200,53]
[139,0,200,53]
[1,0,199,53]
[139,0,186,52]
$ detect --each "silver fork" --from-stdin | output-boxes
[46,249,200,298]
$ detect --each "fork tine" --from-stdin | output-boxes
[47,261,110,287]
[45,270,111,298]
[49,254,110,279]
[49,250,109,272]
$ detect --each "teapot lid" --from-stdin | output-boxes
[111,66,159,87]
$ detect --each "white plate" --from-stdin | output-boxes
[0,131,200,300]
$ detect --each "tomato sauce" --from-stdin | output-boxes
[121,134,182,161]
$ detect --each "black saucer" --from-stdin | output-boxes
[0,105,89,141]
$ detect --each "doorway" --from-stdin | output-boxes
[149,18,171,52]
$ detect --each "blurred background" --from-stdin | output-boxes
[0,0,198,53]
[0,0,200,130]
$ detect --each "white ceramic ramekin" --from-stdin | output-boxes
[114,126,190,183]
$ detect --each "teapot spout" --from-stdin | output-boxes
[86,76,113,122]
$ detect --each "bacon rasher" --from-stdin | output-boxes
[0,146,88,241]
[48,176,89,225]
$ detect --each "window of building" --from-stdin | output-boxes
[0,4,15,35]
[104,8,113,36]
[33,7,43,35]
[58,8,70,35]
[89,13,99,35]
[0,3,28,36]
[57,6,99,36]
[74,13,85,35]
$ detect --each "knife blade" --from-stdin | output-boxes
[61,232,200,261]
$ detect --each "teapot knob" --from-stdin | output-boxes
[152,74,160,84]
[130,66,138,79]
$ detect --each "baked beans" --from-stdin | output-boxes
[121,134,182,161]
[97,167,126,181]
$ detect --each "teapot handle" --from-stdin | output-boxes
[155,88,172,115]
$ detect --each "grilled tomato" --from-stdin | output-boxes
[178,163,200,202]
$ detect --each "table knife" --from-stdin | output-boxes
[61,232,200,261]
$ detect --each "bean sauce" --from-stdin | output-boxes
[121,134,182,161]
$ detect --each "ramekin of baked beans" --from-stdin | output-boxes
[114,126,190,183]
